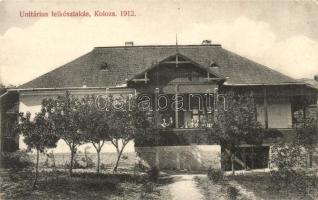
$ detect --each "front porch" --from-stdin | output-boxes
[128,53,318,171]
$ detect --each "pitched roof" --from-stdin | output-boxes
[19,44,300,89]
[299,78,318,89]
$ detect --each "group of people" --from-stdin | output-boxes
[160,117,174,128]
[160,117,202,128]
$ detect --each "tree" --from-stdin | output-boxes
[18,107,59,188]
[0,83,6,95]
[44,92,84,176]
[296,118,318,168]
[0,84,16,94]
[210,92,264,175]
[79,95,109,173]
[107,95,149,172]
[271,142,305,171]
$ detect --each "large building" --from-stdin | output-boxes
[1,41,317,170]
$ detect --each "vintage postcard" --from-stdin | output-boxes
[0,0,318,199]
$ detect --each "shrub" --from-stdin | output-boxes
[269,170,285,191]
[207,167,223,183]
[81,151,95,169]
[134,160,150,172]
[43,157,49,168]
[270,169,310,196]
[64,153,85,169]
[122,155,128,160]
[0,151,32,169]
[147,166,160,182]
[71,162,83,169]
[43,151,56,168]
[270,142,313,197]
[73,153,85,169]
[271,143,307,170]
[100,163,107,171]
[143,181,156,193]
[226,186,239,200]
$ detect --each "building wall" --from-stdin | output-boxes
[136,145,221,170]
[19,94,65,152]
[19,95,42,119]
[18,89,136,153]
[257,97,292,128]
[16,89,310,170]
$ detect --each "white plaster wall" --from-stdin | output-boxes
[19,95,44,151]
[18,94,134,153]
[257,97,292,128]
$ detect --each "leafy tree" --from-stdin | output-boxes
[0,83,6,95]
[0,84,16,95]
[17,107,59,188]
[107,95,149,172]
[210,92,264,175]
[296,118,318,168]
[271,142,305,171]
[78,95,109,173]
[44,92,84,176]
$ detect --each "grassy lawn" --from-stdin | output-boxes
[195,171,318,200]
[0,169,170,200]
[0,151,173,200]
[3,151,318,200]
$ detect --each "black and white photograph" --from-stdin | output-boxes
[0,0,318,199]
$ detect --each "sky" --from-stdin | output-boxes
[1,0,318,86]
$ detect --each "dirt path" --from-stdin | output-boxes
[166,175,204,200]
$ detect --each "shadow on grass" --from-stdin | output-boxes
[228,172,318,200]
[157,174,180,185]
[156,171,204,186]
[0,169,152,200]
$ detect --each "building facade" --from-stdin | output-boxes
[1,42,318,170]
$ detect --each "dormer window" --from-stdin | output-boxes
[100,62,109,71]
[210,61,218,68]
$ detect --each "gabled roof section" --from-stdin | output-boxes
[299,78,318,89]
[19,44,300,89]
[128,53,225,82]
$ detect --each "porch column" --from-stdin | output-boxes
[264,87,269,129]
[251,147,255,169]
[242,148,247,170]
[155,147,160,168]
[175,84,179,128]
[213,88,218,123]
[155,88,160,127]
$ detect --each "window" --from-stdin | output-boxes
[100,62,109,71]
[210,61,218,68]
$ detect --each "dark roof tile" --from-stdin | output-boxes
[20,45,299,89]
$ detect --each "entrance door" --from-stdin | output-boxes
[221,146,270,171]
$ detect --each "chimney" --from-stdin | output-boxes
[125,41,134,46]
[202,40,212,45]
[315,74,318,81]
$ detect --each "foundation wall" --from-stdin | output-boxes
[135,145,221,170]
